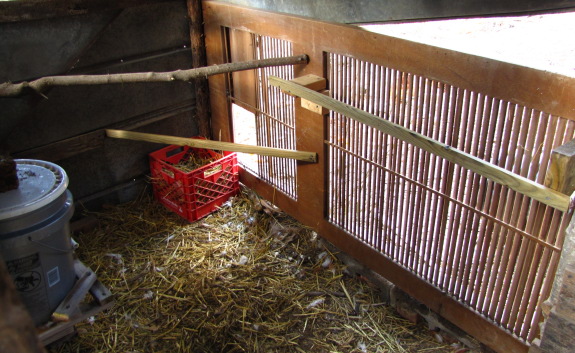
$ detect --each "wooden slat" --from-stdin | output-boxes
[13,100,195,162]
[269,76,571,212]
[0,0,176,23]
[106,129,317,162]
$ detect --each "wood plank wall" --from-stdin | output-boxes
[0,1,197,209]
[203,2,575,352]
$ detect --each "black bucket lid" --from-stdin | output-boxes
[0,159,68,221]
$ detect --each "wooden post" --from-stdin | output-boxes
[187,0,211,138]
[0,256,47,353]
[545,139,575,195]
[539,138,575,317]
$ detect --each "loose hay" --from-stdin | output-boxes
[171,151,219,173]
[49,188,462,353]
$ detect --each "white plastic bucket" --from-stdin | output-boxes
[0,159,75,326]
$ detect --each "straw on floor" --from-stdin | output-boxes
[49,187,462,353]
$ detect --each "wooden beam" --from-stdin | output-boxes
[0,0,177,23]
[545,139,575,195]
[290,74,330,114]
[0,55,309,97]
[187,0,211,138]
[291,74,326,91]
[13,100,195,162]
[106,129,318,162]
[203,1,575,122]
[269,75,571,211]
[210,0,575,24]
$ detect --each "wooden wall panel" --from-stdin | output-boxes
[203,2,575,352]
[1,2,196,207]
[229,29,257,110]
[203,1,575,122]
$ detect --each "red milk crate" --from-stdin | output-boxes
[149,140,239,222]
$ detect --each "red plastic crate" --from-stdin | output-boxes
[149,140,239,222]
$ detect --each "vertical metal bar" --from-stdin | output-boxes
[374,65,387,252]
[422,78,438,280]
[502,112,551,321]
[431,82,448,287]
[472,95,497,308]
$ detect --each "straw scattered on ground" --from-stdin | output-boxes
[49,188,467,353]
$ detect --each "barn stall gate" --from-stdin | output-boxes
[202,2,575,352]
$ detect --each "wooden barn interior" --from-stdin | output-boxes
[1,1,575,352]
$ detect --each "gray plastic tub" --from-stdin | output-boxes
[0,159,76,326]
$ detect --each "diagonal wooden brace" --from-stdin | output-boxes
[51,268,97,322]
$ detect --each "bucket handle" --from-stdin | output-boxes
[28,237,73,254]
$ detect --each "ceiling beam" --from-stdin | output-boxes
[216,0,575,23]
[0,0,179,23]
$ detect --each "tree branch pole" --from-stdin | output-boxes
[0,54,309,97]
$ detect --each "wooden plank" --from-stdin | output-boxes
[203,24,232,142]
[0,0,177,23]
[106,129,318,162]
[229,29,258,110]
[301,90,329,115]
[292,74,329,114]
[203,1,575,121]
[187,0,211,138]
[290,41,328,226]
[545,139,575,195]
[291,74,326,91]
[212,0,575,24]
[40,260,114,346]
[51,270,97,322]
[13,100,195,162]
[269,76,571,212]
[39,300,114,346]
[73,261,114,306]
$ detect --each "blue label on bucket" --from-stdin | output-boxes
[47,267,60,287]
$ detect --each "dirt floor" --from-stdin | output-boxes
[47,188,472,353]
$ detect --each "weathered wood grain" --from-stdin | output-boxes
[545,139,575,195]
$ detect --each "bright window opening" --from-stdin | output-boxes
[231,103,259,174]
[361,11,575,77]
